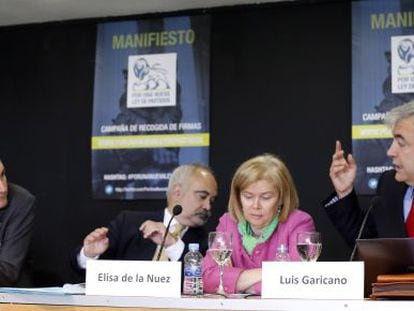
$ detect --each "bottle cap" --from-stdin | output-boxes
[277,244,288,253]
[188,243,199,252]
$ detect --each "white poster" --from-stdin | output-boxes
[391,35,414,94]
[127,53,177,108]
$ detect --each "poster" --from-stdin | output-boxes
[91,16,210,199]
[352,0,414,194]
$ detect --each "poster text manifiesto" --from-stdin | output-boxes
[371,11,414,29]
[113,30,195,49]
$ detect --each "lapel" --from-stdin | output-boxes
[376,171,408,237]
[180,226,208,258]
[129,210,164,260]
[146,211,164,257]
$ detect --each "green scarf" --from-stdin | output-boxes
[238,217,279,255]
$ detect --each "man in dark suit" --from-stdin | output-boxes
[74,163,217,270]
[0,160,35,285]
[323,101,414,247]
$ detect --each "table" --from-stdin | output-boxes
[1,292,414,311]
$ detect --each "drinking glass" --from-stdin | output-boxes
[208,231,233,295]
[296,231,322,262]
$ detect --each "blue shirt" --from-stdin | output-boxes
[403,186,414,221]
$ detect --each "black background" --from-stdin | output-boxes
[0,0,370,285]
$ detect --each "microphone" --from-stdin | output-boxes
[349,196,381,261]
[156,205,183,261]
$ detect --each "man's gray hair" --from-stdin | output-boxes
[166,163,213,198]
[385,100,414,127]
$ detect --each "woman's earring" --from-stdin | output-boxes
[277,205,283,215]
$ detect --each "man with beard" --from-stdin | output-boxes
[73,163,217,271]
[0,160,35,286]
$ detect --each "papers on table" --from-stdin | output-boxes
[0,283,85,295]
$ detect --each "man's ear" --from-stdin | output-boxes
[172,184,181,199]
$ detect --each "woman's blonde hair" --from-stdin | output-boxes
[228,154,299,223]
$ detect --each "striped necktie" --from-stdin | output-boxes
[152,223,185,261]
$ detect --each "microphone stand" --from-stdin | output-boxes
[349,196,381,261]
[156,205,182,261]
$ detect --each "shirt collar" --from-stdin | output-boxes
[163,208,187,233]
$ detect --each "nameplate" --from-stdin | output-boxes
[85,260,181,297]
[262,261,364,299]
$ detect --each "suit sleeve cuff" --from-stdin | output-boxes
[77,247,100,269]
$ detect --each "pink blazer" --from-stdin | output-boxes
[202,209,315,294]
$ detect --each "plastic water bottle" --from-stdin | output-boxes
[183,243,203,295]
[275,244,290,261]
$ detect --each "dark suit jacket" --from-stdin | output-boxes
[72,210,208,273]
[0,183,35,286]
[323,170,408,247]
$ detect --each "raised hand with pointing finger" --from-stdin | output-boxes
[329,140,357,198]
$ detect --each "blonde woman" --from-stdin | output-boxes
[203,154,315,295]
